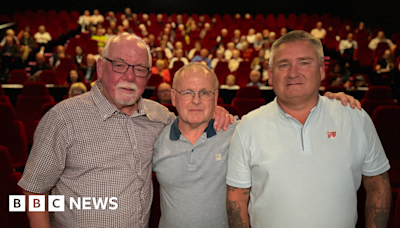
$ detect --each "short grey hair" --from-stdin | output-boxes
[173,62,219,90]
[102,32,152,67]
[269,30,324,68]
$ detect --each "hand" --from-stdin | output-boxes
[213,106,234,132]
[324,92,361,110]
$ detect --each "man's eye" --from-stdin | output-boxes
[279,64,288,68]
[300,62,309,65]
[183,91,193,95]
[200,91,209,95]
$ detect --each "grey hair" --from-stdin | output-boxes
[173,62,219,90]
[102,32,152,67]
[269,30,324,68]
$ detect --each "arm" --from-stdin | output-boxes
[23,190,51,228]
[213,106,234,132]
[363,172,391,228]
[323,92,362,110]
[227,185,250,228]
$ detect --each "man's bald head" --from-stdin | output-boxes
[173,62,218,90]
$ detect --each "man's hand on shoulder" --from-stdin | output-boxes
[213,106,234,132]
[324,92,362,110]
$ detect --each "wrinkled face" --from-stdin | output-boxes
[269,41,325,103]
[97,37,150,110]
[172,68,218,127]
[69,70,79,82]
[157,83,171,103]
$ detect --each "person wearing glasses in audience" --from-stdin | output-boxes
[152,62,361,228]
[18,33,234,228]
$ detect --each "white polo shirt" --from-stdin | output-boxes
[226,96,390,228]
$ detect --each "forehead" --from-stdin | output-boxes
[107,37,149,66]
[177,68,214,88]
[273,41,318,61]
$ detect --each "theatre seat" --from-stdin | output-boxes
[232,87,266,118]
[16,82,55,144]
[0,83,11,104]
[7,69,28,84]
[361,86,396,116]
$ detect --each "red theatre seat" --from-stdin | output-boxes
[372,106,400,187]
[231,87,266,118]
[7,69,28,84]
[0,145,29,228]
[360,86,396,116]
[38,70,59,85]
[16,82,55,144]
[0,83,11,104]
[0,103,28,170]
[147,74,164,87]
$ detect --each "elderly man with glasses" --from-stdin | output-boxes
[18,33,233,228]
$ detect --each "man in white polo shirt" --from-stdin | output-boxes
[226,31,391,228]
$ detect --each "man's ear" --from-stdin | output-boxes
[268,67,273,85]
[214,90,219,106]
[171,89,176,107]
[319,61,326,82]
[97,57,103,80]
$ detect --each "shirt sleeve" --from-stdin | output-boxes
[361,111,390,176]
[226,125,252,188]
[18,108,70,194]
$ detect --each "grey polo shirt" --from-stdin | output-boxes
[153,118,238,228]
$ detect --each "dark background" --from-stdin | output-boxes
[2,0,400,35]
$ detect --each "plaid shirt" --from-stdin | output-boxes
[18,82,176,228]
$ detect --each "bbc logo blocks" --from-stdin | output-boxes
[9,195,64,212]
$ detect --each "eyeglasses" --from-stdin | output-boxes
[104,58,150,78]
[172,89,217,101]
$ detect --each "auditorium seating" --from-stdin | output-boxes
[38,69,59,85]
[148,74,164,87]
[0,83,11,104]
[231,86,266,117]
[0,103,28,170]
[360,86,396,116]
[7,70,28,85]
[15,82,55,144]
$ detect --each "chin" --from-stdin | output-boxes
[116,95,138,106]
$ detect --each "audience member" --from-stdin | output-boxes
[29,53,52,81]
[247,28,256,43]
[311,21,327,40]
[253,33,264,51]
[241,41,254,62]
[262,39,272,59]
[159,40,173,59]
[246,70,265,87]
[106,11,117,23]
[73,46,85,67]
[78,10,92,32]
[0,36,19,74]
[91,28,107,47]
[19,31,36,63]
[154,48,169,69]
[262,29,270,40]
[124,7,133,19]
[375,49,395,85]
[17,26,30,40]
[217,28,230,45]
[152,59,171,83]
[368,31,396,52]
[80,54,97,82]
[330,62,351,84]
[0,29,19,46]
[156,82,172,104]
[173,41,186,57]
[232,29,241,44]
[236,35,248,50]
[68,82,87,98]
[211,50,226,69]
[339,33,357,64]
[224,42,236,60]
[268,32,277,44]
[199,23,211,40]
[91,9,104,25]
[141,13,151,27]
[169,49,189,69]
[34,25,52,50]
[280,27,288,37]
[50,45,68,68]
[228,49,243,72]
[191,48,212,68]
[64,69,82,85]
[352,75,368,89]
[105,27,115,40]
[331,76,343,86]
[251,49,265,70]
[261,59,270,84]
[220,74,240,89]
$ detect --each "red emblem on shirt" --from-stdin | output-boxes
[326,130,337,139]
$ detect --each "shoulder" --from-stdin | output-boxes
[320,96,368,125]
[142,98,176,123]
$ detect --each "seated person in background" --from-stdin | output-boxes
[253,33,264,51]
[216,28,230,46]
[191,48,212,68]
[159,40,173,60]
[232,29,241,44]
[262,39,272,59]
[260,59,270,84]
[0,29,19,46]
[90,9,104,25]
[73,45,85,67]
[0,36,19,74]
[247,28,256,44]
[17,26,31,40]
[236,35,248,50]
[29,53,52,81]
[251,49,265,70]
[228,49,243,72]
[224,42,236,60]
[246,70,265,87]
[34,25,52,51]
[331,76,343,86]
[211,50,226,69]
[240,41,254,62]
[78,10,92,32]
[199,23,211,40]
[375,49,395,85]
[157,82,172,104]
[19,31,37,63]
[368,31,396,52]
[339,33,357,67]
[173,41,187,57]
[154,48,169,69]
[351,75,368,89]
[330,62,351,85]
[93,46,104,61]
[169,49,189,69]
[91,29,107,47]
[310,21,326,40]
[105,27,115,40]
[220,74,240,89]
[64,69,81,86]
[68,82,87,98]
[50,45,69,68]
[106,11,117,23]
[80,54,97,83]
[152,59,171,83]
[280,28,288,37]
[268,32,277,44]
[262,29,270,40]
[188,41,202,60]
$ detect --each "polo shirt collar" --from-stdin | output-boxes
[91,81,152,121]
[170,118,216,141]
[275,95,322,118]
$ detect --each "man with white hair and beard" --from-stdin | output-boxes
[18,33,234,228]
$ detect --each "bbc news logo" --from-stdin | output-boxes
[9,195,118,212]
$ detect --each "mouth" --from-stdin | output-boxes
[189,109,203,112]
[287,83,303,86]
[119,87,136,94]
